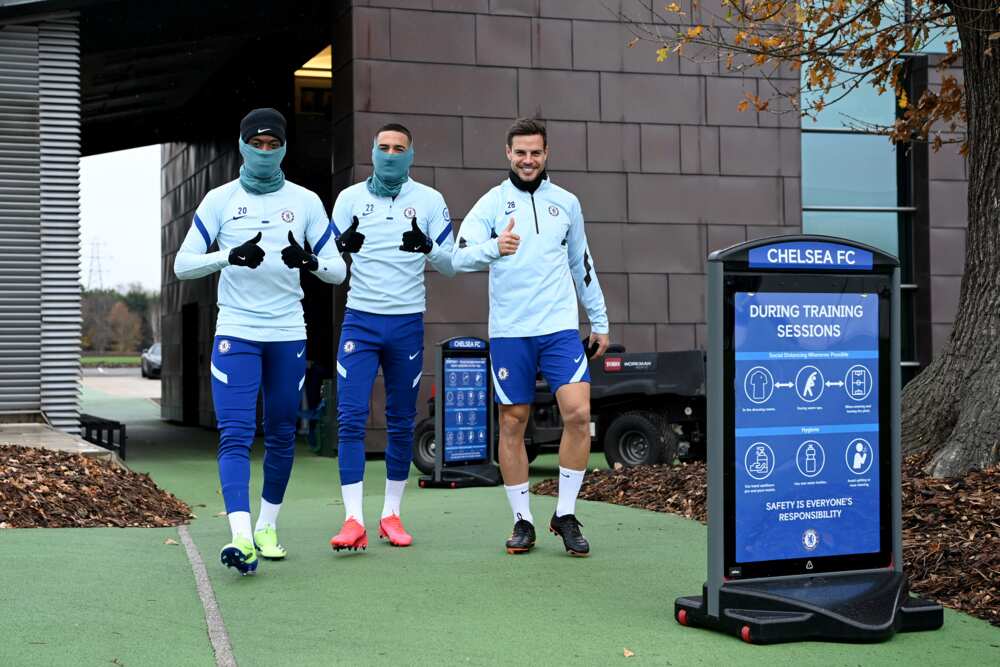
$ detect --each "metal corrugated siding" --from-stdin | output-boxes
[38,17,79,431]
[0,23,42,415]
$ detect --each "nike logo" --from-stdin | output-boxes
[409,352,420,360]
[228,215,247,222]
[362,210,374,216]
[520,490,528,495]
[573,354,584,363]
[297,348,305,358]
[237,255,245,261]
[561,473,571,478]
[257,128,270,134]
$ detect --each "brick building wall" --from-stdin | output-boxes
[160,0,806,442]
[341,0,801,433]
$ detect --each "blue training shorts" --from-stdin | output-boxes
[489,329,590,405]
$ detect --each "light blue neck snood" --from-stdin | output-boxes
[239,138,286,194]
[366,141,413,198]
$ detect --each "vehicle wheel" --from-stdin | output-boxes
[603,411,675,467]
[412,419,436,475]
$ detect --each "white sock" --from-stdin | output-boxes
[341,481,364,526]
[382,479,406,519]
[228,511,252,542]
[504,482,534,524]
[556,467,585,517]
[255,499,281,532]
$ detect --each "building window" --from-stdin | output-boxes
[802,134,898,208]
[802,211,902,258]
[801,60,922,384]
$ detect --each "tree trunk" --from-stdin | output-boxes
[901,3,1000,477]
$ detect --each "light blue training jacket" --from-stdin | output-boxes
[173,179,346,342]
[331,178,455,315]
[452,176,609,339]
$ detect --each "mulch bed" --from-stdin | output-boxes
[533,455,1000,627]
[534,461,710,522]
[0,445,192,528]
[902,453,1000,626]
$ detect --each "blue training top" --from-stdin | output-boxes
[174,179,346,342]
[331,178,455,315]
[452,176,609,338]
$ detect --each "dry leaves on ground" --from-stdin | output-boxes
[0,445,192,528]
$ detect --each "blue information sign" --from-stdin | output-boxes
[748,242,873,271]
[733,291,880,563]
[442,357,489,463]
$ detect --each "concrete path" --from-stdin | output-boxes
[0,422,112,460]
[82,366,161,400]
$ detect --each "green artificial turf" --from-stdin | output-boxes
[2,386,997,666]
[0,526,214,667]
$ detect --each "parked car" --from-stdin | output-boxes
[412,345,706,474]
[140,342,162,378]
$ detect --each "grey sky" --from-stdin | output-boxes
[80,145,161,292]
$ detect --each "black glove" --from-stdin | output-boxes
[336,216,365,254]
[281,231,319,271]
[228,232,265,268]
[399,217,433,254]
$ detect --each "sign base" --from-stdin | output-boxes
[418,464,501,489]
[674,571,942,644]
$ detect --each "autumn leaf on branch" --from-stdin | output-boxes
[621,0,972,149]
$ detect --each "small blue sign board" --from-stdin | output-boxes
[442,356,489,463]
[425,336,500,488]
[748,242,873,271]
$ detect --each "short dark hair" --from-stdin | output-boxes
[375,123,412,144]
[506,118,547,147]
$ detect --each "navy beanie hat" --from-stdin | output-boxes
[239,108,287,144]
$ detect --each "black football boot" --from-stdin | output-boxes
[505,518,536,554]
[549,513,590,557]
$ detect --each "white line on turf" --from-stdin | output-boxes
[179,525,238,667]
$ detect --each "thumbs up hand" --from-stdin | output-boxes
[229,231,266,268]
[336,216,366,254]
[497,217,520,256]
[281,230,319,271]
[399,216,433,254]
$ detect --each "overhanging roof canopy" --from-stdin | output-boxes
[0,0,333,155]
